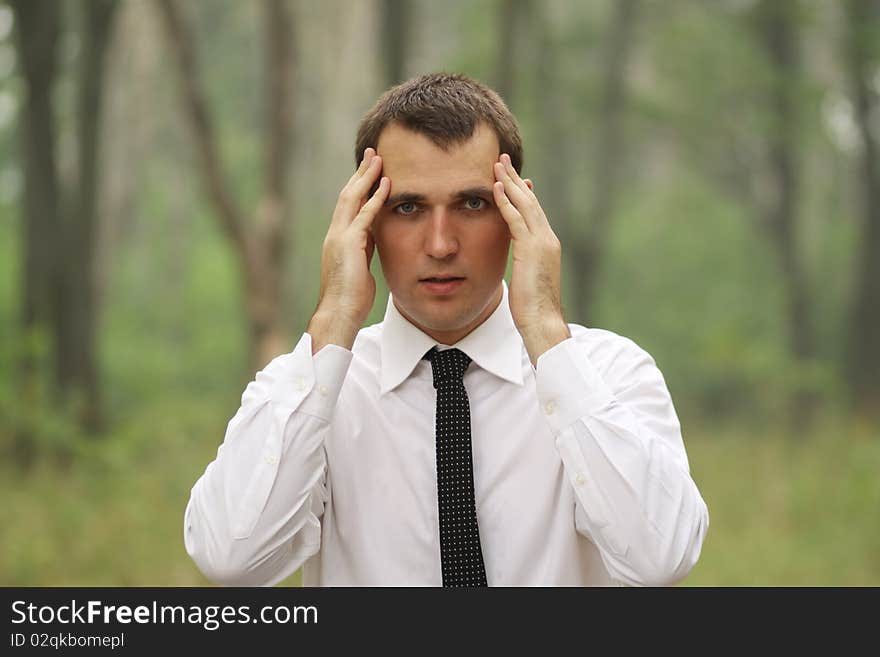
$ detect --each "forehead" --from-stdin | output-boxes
[376,122,500,194]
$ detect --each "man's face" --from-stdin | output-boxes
[372,122,511,344]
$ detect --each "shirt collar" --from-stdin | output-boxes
[379,280,525,394]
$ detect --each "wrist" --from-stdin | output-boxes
[519,315,571,368]
[307,306,362,354]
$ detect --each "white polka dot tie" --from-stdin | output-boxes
[424,347,488,587]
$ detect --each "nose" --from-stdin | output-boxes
[423,207,459,259]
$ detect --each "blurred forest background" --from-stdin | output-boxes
[1,0,878,586]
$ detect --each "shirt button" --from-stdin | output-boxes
[544,400,556,415]
[265,455,278,465]
[318,384,329,396]
[294,377,307,392]
[575,474,586,486]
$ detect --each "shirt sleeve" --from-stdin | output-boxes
[535,332,709,586]
[183,332,353,586]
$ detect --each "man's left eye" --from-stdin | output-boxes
[465,197,487,211]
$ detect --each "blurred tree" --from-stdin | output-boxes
[156,0,294,373]
[381,0,410,86]
[533,0,571,274]
[754,0,815,427]
[9,0,61,461]
[845,0,880,420]
[10,0,118,441]
[493,0,529,106]
[569,0,639,325]
[62,0,118,432]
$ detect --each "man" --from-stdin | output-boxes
[184,73,709,587]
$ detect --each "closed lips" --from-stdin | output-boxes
[421,277,464,282]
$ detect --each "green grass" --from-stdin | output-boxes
[1,403,877,586]
[681,416,880,586]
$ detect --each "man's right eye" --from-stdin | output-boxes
[395,202,418,216]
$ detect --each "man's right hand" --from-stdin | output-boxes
[307,148,390,353]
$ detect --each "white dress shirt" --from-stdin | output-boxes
[184,282,709,586]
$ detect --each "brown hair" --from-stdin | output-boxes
[355,72,523,174]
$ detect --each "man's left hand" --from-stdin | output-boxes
[493,153,571,367]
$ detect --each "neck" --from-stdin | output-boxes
[396,284,503,345]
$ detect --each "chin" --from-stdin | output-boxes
[414,309,470,331]
[393,281,500,333]
[402,302,471,332]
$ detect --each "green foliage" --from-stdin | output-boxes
[590,173,845,423]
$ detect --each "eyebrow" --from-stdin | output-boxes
[453,186,495,201]
[384,192,426,207]
[384,186,495,207]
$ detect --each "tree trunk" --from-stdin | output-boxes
[244,225,288,371]
[532,1,568,249]
[57,0,119,432]
[11,0,61,354]
[156,0,294,374]
[755,0,815,429]
[10,0,61,463]
[380,0,410,87]
[845,0,880,419]
[570,0,639,326]
[250,0,294,370]
[493,0,529,108]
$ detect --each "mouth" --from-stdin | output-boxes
[419,276,465,295]
[420,276,465,283]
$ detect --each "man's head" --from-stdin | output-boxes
[355,73,524,345]
[355,73,523,176]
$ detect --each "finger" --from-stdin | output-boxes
[496,157,532,202]
[501,156,552,231]
[341,148,375,200]
[348,154,383,202]
[493,181,530,239]
[494,161,536,229]
[351,176,390,231]
[501,153,533,196]
[365,230,375,267]
[335,155,383,225]
[332,151,374,228]
[347,147,375,185]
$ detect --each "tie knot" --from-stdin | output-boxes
[424,347,471,388]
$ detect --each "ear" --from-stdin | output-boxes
[524,178,534,191]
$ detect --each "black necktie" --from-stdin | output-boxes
[424,347,488,587]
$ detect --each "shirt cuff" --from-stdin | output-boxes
[296,335,353,421]
[535,337,616,435]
